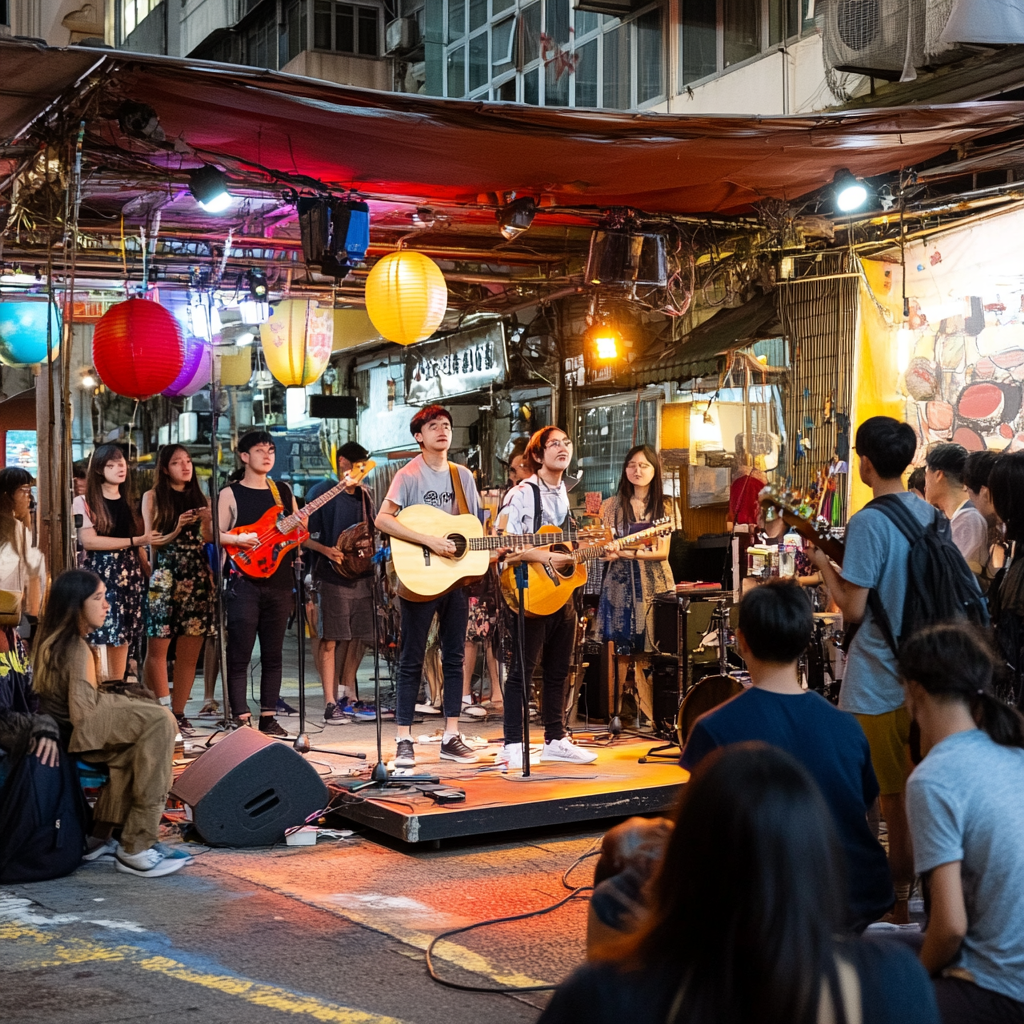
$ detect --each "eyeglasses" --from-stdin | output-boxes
[248,446,276,456]
[545,438,573,450]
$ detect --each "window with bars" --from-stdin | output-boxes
[575,396,659,500]
[680,0,815,87]
[314,0,380,56]
[443,0,664,109]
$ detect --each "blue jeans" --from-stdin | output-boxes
[396,589,469,726]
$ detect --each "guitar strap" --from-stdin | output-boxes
[266,478,283,510]
[448,463,471,516]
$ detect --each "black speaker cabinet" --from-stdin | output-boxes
[652,596,738,664]
[171,728,328,847]
[308,394,358,420]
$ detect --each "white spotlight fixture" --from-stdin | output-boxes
[189,165,232,213]
[834,169,868,213]
[235,332,254,347]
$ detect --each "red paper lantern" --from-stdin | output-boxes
[92,298,185,399]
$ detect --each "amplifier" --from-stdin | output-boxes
[652,594,736,663]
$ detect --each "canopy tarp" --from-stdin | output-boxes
[4,41,1024,216]
[630,292,782,385]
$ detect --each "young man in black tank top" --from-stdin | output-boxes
[218,431,299,736]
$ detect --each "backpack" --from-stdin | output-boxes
[865,493,990,654]
[0,745,88,883]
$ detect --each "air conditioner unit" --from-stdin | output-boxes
[574,0,646,15]
[385,18,420,54]
[586,231,668,289]
[819,0,925,81]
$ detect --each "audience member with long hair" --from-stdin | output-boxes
[900,624,1024,1024]
[0,467,44,637]
[540,744,939,1024]
[33,570,189,877]
[597,444,674,723]
[987,451,1024,706]
[141,445,214,733]
[72,445,165,681]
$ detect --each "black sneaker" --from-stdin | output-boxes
[276,698,298,716]
[394,738,416,768]
[440,734,480,763]
[175,713,195,737]
[323,702,350,726]
[230,716,253,730]
[258,716,289,737]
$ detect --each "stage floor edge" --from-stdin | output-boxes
[330,738,685,844]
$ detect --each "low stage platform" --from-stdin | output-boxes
[328,737,685,844]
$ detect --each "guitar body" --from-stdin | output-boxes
[500,526,588,618]
[388,505,489,600]
[223,506,309,578]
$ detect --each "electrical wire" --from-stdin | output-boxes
[425,847,600,994]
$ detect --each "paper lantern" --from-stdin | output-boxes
[364,251,447,346]
[162,336,207,397]
[217,347,253,387]
[259,300,333,386]
[0,301,61,366]
[93,298,184,399]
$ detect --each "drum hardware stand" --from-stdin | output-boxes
[292,552,311,754]
[515,562,532,778]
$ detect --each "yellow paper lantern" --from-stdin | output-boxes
[259,300,333,386]
[216,347,254,387]
[364,251,447,346]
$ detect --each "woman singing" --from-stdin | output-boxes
[598,445,674,725]
[141,446,214,733]
[72,446,163,683]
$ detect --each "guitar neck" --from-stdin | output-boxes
[571,526,662,564]
[467,529,575,551]
[279,479,352,533]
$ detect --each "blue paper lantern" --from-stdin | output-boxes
[0,301,62,367]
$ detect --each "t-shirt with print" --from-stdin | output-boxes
[906,728,1024,1004]
[839,492,936,716]
[500,474,569,535]
[384,455,481,519]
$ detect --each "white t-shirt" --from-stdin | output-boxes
[499,474,569,535]
[0,520,45,593]
[384,455,481,518]
[950,500,989,573]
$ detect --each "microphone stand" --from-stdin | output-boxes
[515,563,531,778]
[370,556,388,782]
[292,550,310,754]
[207,369,232,736]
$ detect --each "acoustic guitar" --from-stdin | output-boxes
[758,485,845,566]
[500,518,673,618]
[223,460,375,578]
[387,504,608,600]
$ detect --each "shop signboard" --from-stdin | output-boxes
[405,324,506,405]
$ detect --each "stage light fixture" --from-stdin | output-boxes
[497,197,536,241]
[246,268,268,301]
[588,324,622,362]
[235,332,255,347]
[834,169,868,213]
[189,165,232,213]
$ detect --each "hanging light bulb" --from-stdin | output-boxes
[834,169,869,213]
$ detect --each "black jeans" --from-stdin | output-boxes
[503,603,575,744]
[396,589,469,726]
[226,577,294,718]
[933,977,1024,1024]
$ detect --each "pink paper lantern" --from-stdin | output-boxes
[93,298,184,399]
[163,336,209,397]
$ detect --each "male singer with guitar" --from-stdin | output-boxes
[217,430,298,737]
[375,406,485,768]
[304,441,376,725]
[496,426,606,770]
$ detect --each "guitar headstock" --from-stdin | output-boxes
[343,460,376,487]
[758,484,844,564]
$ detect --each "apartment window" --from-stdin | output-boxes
[1,1,9,27]
[443,0,664,110]
[680,0,813,86]
[281,0,309,65]
[315,1,380,56]
[120,0,161,39]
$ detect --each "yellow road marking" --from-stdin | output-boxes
[0,921,405,1024]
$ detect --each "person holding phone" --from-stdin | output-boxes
[141,445,214,734]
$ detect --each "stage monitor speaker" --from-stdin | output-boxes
[652,596,738,663]
[308,394,357,420]
[171,728,328,847]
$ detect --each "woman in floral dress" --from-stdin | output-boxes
[141,446,214,734]
[72,445,163,684]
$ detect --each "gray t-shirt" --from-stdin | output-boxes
[950,501,989,573]
[906,729,1024,1003]
[384,454,480,518]
[839,492,936,716]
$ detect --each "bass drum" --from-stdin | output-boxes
[677,674,746,747]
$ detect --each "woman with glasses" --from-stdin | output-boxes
[72,445,166,682]
[598,445,674,726]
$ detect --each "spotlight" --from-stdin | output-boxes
[497,197,536,241]
[834,169,868,213]
[189,165,232,213]
[588,324,622,362]
[235,332,254,347]
[246,268,268,301]
[79,370,97,390]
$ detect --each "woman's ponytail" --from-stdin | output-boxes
[972,690,1024,749]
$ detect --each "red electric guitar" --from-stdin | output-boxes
[223,460,376,578]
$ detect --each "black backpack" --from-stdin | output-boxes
[0,746,87,883]
[865,493,990,654]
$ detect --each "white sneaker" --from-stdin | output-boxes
[494,743,541,772]
[114,845,188,877]
[461,701,487,719]
[541,736,598,764]
[82,837,118,862]
[414,703,441,715]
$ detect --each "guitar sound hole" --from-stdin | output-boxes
[447,534,467,559]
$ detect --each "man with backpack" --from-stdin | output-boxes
[808,417,987,924]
